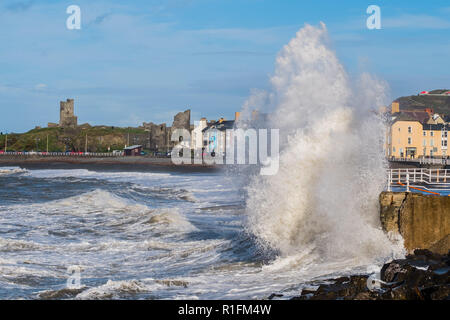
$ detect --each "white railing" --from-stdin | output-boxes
[387,168,450,194]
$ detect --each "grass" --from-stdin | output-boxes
[0,126,148,152]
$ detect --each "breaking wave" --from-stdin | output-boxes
[244,23,404,266]
[0,167,28,176]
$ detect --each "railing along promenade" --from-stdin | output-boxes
[0,151,123,157]
[389,156,450,166]
[388,168,450,195]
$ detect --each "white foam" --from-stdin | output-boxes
[75,279,148,299]
[28,169,171,180]
[0,167,28,176]
[243,23,405,268]
[0,237,44,252]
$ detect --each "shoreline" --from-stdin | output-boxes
[0,156,223,173]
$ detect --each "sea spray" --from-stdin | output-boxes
[243,23,404,264]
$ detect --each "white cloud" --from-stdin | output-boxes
[35,83,47,90]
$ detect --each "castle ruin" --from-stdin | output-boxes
[59,99,78,128]
[141,109,191,152]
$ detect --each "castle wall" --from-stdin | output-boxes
[59,99,78,127]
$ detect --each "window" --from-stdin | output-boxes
[393,147,396,153]
[431,131,434,137]
[408,137,411,145]
[442,140,448,147]
[408,126,412,133]
[430,139,434,146]
[423,131,427,136]
[423,139,426,146]
[443,131,448,138]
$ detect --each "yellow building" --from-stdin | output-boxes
[387,118,449,158]
[422,123,449,157]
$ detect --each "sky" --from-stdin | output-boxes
[0,0,449,132]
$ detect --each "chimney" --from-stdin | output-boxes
[391,102,400,114]
[235,112,241,121]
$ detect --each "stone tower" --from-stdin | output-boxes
[59,99,78,127]
[171,109,191,130]
[169,109,191,148]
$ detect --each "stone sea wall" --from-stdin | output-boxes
[379,191,450,254]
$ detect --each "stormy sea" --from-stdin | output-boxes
[0,164,400,300]
[0,24,406,300]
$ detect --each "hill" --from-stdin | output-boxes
[395,89,450,118]
[0,126,149,153]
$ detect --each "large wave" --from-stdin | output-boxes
[243,23,404,265]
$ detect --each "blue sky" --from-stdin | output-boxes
[1,0,449,132]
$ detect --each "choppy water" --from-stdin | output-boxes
[0,165,400,300]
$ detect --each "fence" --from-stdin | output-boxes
[389,157,450,165]
[387,168,450,195]
[0,151,123,157]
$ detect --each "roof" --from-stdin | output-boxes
[124,145,142,150]
[422,123,449,131]
[202,120,235,132]
[392,111,430,124]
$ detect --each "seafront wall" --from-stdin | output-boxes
[0,156,219,171]
[380,191,450,254]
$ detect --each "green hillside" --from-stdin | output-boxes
[395,89,450,118]
[0,126,149,153]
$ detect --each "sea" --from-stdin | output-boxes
[0,164,403,300]
[0,165,318,299]
[0,23,409,300]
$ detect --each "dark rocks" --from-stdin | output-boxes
[267,293,284,300]
[291,250,449,300]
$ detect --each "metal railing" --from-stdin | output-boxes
[387,168,450,194]
[389,157,450,165]
[0,151,123,157]
[419,157,450,165]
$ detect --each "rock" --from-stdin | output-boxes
[354,292,377,300]
[292,252,449,300]
[38,287,85,299]
[429,235,450,255]
[379,192,450,254]
[381,261,410,283]
[420,285,450,300]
